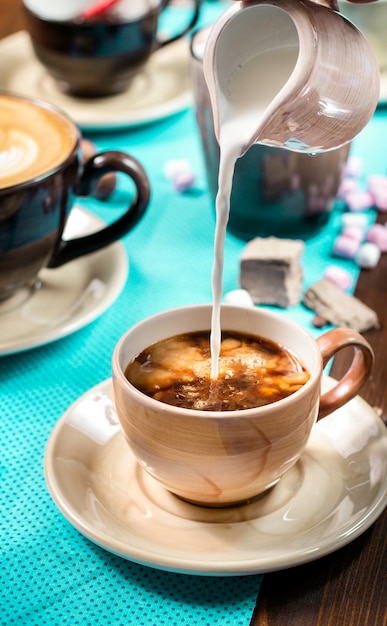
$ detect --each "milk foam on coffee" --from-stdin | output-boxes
[208,44,299,378]
[0,95,77,189]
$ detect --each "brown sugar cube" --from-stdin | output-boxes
[239,237,304,307]
[303,278,380,332]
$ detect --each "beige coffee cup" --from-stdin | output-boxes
[112,304,373,507]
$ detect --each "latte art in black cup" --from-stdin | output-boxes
[0,95,77,189]
[125,330,310,411]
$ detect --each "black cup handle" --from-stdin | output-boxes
[48,151,150,268]
[157,0,201,48]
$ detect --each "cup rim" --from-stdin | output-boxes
[0,90,80,193]
[23,2,159,26]
[112,303,323,419]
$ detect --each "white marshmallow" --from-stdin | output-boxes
[224,289,255,308]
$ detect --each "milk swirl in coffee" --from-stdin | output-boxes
[125,330,310,412]
[0,95,77,189]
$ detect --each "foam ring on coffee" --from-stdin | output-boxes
[0,94,78,189]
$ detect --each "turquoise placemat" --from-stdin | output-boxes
[2,110,386,626]
[2,1,387,623]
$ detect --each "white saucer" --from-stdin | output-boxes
[44,378,387,576]
[0,208,128,355]
[0,32,192,131]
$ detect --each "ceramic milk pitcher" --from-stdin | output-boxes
[190,26,351,240]
[203,0,380,156]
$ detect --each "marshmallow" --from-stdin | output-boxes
[344,155,364,178]
[345,190,374,212]
[341,212,369,230]
[366,223,387,252]
[337,177,360,200]
[164,159,192,180]
[224,289,255,308]
[164,159,195,193]
[368,175,387,212]
[173,170,195,193]
[323,265,353,291]
[355,242,381,268]
[341,225,364,242]
[332,235,360,259]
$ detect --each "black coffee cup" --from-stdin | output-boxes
[0,92,150,301]
[23,0,201,98]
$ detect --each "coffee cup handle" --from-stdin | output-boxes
[48,151,150,268]
[316,328,374,420]
[157,0,201,48]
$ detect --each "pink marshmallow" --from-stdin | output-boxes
[374,195,387,212]
[341,225,364,242]
[345,190,374,212]
[368,175,387,212]
[366,223,387,252]
[344,155,364,178]
[173,170,195,193]
[323,265,353,291]
[337,177,360,200]
[368,174,387,193]
[332,235,360,259]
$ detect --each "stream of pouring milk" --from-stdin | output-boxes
[209,46,299,379]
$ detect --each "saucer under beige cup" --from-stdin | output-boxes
[112,304,373,507]
[44,375,387,574]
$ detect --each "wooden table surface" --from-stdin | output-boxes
[1,2,385,625]
[252,251,387,626]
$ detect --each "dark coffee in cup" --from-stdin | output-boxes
[0,92,150,302]
[125,329,310,411]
